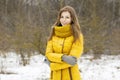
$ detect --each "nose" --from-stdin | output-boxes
[63,18,66,22]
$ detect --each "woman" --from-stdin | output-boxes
[45,6,84,80]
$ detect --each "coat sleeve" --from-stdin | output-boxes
[50,34,84,71]
[69,34,84,58]
[45,40,64,63]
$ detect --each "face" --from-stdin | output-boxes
[60,11,72,26]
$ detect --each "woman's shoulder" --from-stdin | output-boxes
[80,33,83,38]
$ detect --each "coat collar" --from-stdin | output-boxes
[54,24,72,37]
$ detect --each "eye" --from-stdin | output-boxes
[66,16,70,19]
[60,16,63,18]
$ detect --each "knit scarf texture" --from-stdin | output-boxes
[54,24,72,38]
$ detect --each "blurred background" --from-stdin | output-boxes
[0,0,120,65]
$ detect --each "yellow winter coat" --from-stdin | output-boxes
[45,24,84,80]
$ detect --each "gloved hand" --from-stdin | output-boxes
[44,57,50,66]
[62,55,77,65]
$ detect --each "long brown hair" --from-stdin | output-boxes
[48,6,82,42]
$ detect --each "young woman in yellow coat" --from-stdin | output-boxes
[45,6,84,80]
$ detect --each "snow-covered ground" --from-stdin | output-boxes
[0,52,120,80]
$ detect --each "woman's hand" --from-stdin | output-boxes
[62,55,77,65]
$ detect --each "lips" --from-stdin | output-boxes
[62,23,67,26]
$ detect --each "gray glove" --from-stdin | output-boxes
[44,57,50,66]
[62,55,77,65]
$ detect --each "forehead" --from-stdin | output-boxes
[61,11,71,16]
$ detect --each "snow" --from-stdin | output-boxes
[0,52,120,80]
[79,54,120,80]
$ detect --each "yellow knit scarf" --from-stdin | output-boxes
[54,24,72,37]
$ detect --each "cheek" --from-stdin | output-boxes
[60,18,63,22]
[67,19,72,24]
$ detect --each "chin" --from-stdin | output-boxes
[62,24,67,26]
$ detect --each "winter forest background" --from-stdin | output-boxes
[0,0,120,68]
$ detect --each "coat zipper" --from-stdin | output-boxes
[61,38,66,80]
[69,67,72,80]
[61,38,72,80]
[61,38,66,53]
